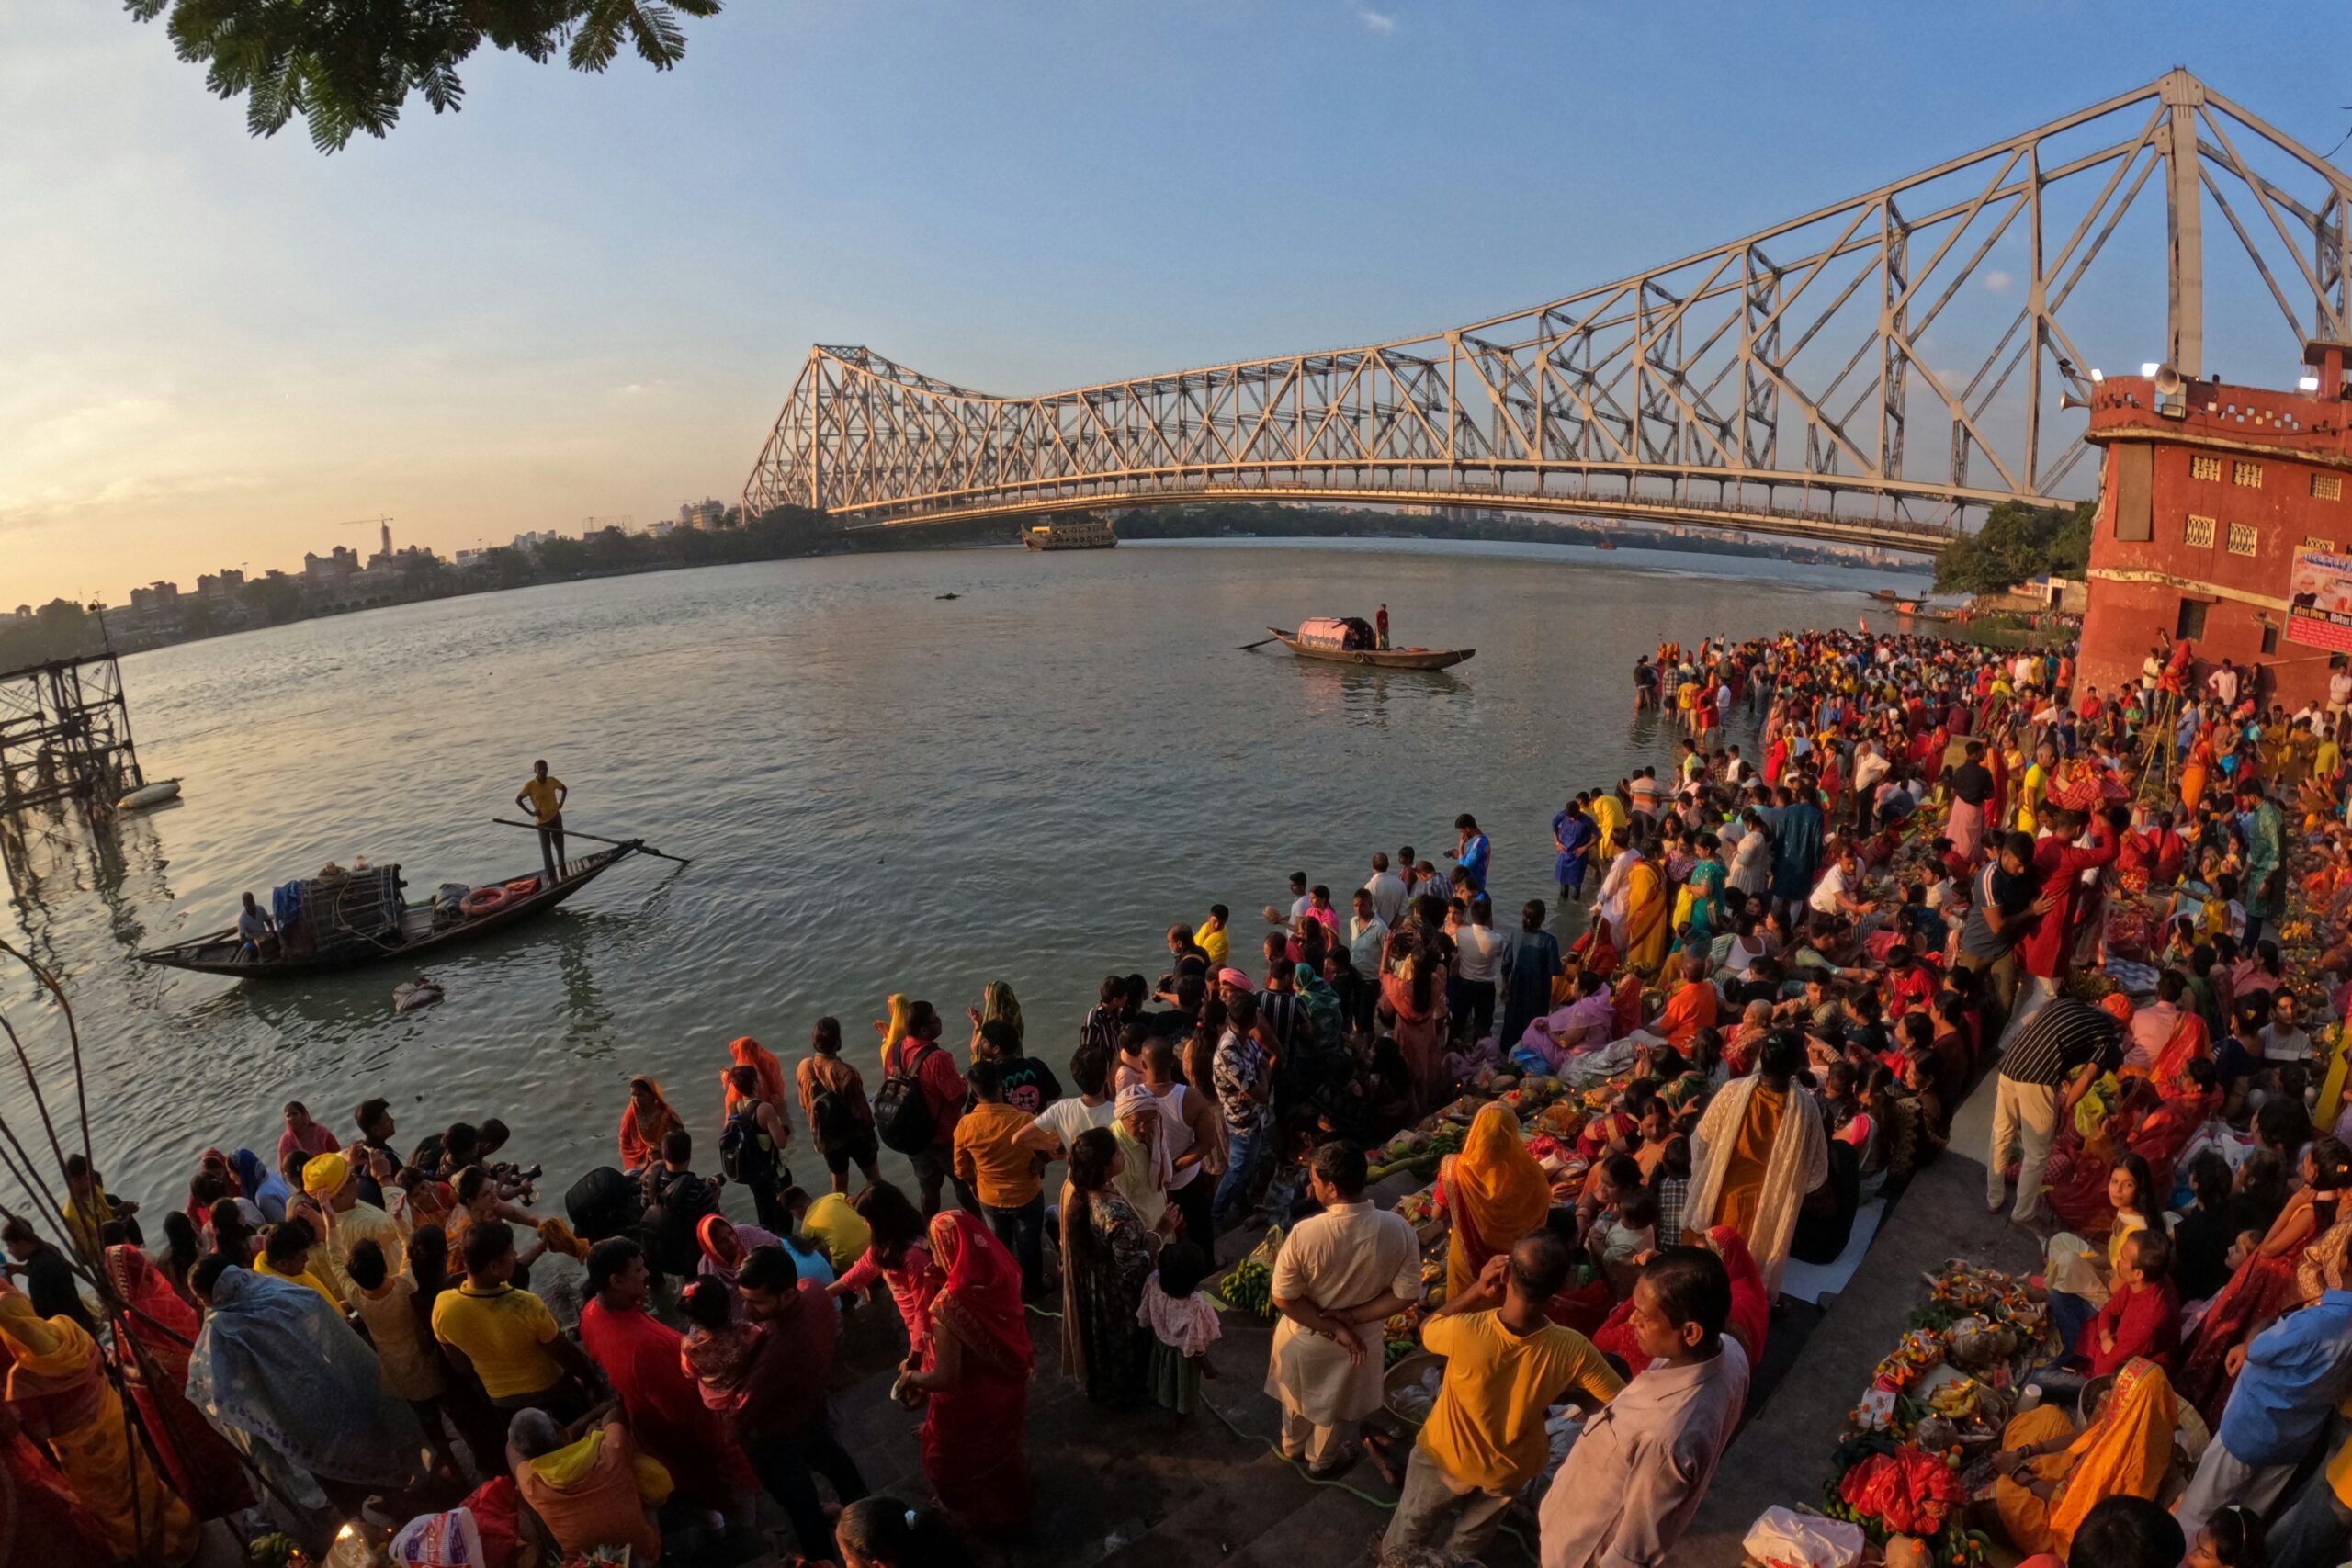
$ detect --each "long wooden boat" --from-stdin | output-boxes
[134,841,643,978]
[1267,627,1476,671]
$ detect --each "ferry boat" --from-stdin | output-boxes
[1023,517,1117,551]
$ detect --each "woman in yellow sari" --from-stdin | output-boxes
[1432,1104,1553,1301]
[0,1290,197,1563]
[1991,1357,2177,1558]
[1622,852,1669,976]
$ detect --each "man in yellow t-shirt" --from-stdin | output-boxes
[432,1219,597,1417]
[1378,1233,1623,1557]
[1194,905,1230,967]
[515,760,569,882]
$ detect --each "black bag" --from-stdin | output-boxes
[873,1041,939,1154]
[563,1165,643,1243]
[807,1081,856,1145]
[719,1101,774,1183]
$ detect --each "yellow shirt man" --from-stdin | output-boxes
[1194,919,1229,966]
[432,1281,565,1400]
[255,1256,346,1316]
[1418,1308,1623,1494]
[520,773,565,824]
[952,1100,1062,1209]
[798,1191,873,1273]
[2018,761,2046,833]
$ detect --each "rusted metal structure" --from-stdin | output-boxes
[0,647,149,817]
[743,69,2352,555]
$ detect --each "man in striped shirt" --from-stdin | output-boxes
[1986,996,2122,1225]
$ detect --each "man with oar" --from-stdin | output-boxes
[516,760,568,882]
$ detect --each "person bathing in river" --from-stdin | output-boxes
[515,759,568,882]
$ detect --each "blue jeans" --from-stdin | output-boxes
[2269,1459,2352,1568]
[2047,1289,2097,1358]
[985,1193,1046,1294]
[1214,1119,1270,1225]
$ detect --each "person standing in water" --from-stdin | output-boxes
[1375,604,1390,650]
[516,760,568,882]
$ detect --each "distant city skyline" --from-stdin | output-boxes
[5,2,2347,605]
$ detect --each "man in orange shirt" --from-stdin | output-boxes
[1655,953,1720,1053]
[952,1060,1062,1295]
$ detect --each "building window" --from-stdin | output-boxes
[2185,514,2216,548]
[2316,472,2343,501]
[2190,454,2224,482]
[2307,536,2338,552]
[2176,599,2209,639]
[2261,622,2281,654]
[2228,522,2258,556]
[2233,460,2263,488]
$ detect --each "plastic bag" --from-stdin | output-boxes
[1741,1506,1864,1568]
[387,1509,484,1568]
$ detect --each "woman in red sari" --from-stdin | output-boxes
[2177,1139,2346,1422]
[103,1245,251,1522]
[900,1212,1033,1531]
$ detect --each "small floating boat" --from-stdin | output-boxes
[135,841,648,978]
[1862,589,1901,603]
[1268,620,1475,671]
[117,779,181,811]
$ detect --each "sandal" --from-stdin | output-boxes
[1306,1444,1360,1481]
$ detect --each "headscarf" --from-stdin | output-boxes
[105,1244,200,1387]
[980,981,1023,1048]
[230,1149,289,1223]
[928,1211,1033,1374]
[2098,993,2135,1025]
[185,1266,428,1490]
[879,994,915,1066]
[721,1037,789,1113]
[1113,1084,1175,1192]
[1706,1225,1770,1365]
[2046,1358,2177,1551]
[300,1151,351,1201]
[0,1291,83,1385]
[695,1214,772,1287]
[619,1077,682,1169]
[1442,1104,1553,1299]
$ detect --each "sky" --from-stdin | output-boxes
[4,1,2350,606]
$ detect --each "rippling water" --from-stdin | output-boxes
[0,538,1928,1212]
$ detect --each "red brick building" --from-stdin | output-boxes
[2079,343,2352,710]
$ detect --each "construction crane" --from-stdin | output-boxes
[324,516,396,559]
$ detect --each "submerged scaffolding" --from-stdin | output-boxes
[0,649,149,816]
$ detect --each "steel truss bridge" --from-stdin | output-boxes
[743,71,2352,555]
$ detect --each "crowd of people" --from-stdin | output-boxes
[10,621,2352,1568]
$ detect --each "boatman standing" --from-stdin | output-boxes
[1375,604,1390,650]
[517,760,568,882]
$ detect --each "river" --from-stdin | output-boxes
[0,537,1930,1213]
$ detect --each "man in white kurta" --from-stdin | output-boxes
[1266,1144,1423,1474]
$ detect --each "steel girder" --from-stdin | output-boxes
[742,70,2352,555]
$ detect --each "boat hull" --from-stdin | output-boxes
[134,843,639,978]
[1268,630,1475,671]
[118,780,181,810]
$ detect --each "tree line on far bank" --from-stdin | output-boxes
[1929,499,2093,597]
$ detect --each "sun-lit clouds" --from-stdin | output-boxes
[1355,8,1396,35]
[1984,270,2014,294]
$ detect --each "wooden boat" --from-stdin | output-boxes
[117,778,181,811]
[1863,589,1901,602]
[134,841,644,978]
[1267,626,1475,671]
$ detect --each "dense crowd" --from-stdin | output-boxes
[10,621,2352,1568]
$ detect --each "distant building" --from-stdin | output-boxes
[678,499,726,530]
[2079,341,2352,710]
[127,581,182,613]
[646,520,674,539]
[452,549,484,569]
[196,569,245,597]
[303,546,359,581]
[511,530,560,550]
[7,605,29,622]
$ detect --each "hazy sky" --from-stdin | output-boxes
[5,2,2347,605]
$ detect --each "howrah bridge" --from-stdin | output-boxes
[742,71,2352,556]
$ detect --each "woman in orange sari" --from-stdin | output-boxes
[1381,953,1449,1112]
[1431,1105,1553,1302]
[2179,727,2215,814]
[900,1212,1033,1530]
[104,1245,251,1521]
[719,1037,788,1116]
[2143,1009,2212,1102]
[1991,1358,2178,1557]
[617,1076,682,1172]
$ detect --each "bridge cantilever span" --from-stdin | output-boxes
[743,70,2352,556]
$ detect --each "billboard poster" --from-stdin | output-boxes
[2287,546,2352,653]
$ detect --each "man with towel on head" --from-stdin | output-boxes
[304,1145,411,1283]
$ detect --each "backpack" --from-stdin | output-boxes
[873,1041,939,1154]
[806,1076,856,1145]
[718,1101,773,1183]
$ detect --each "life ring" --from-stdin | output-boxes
[458,887,508,919]
[503,877,544,898]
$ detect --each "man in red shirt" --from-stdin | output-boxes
[736,1245,866,1562]
[2005,807,2120,1044]
[1882,944,1939,1023]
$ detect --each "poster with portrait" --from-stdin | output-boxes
[2286,546,2352,652]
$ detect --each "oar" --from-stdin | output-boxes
[1238,636,1281,651]
[492,818,693,865]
